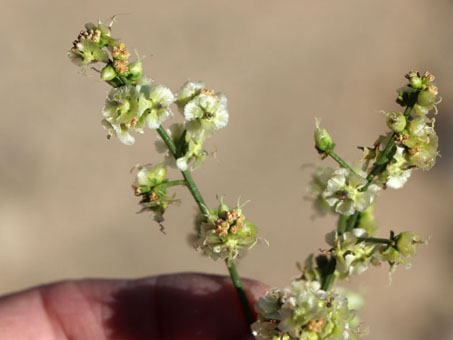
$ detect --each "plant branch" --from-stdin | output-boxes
[326,150,358,176]
[157,180,186,189]
[156,125,255,324]
[227,259,255,324]
[357,237,393,246]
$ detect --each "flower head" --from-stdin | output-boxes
[193,199,257,261]
[183,89,229,140]
[252,280,359,340]
[326,228,379,276]
[322,168,380,216]
[138,84,174,129]
[102,85,143,145]
[133,164,179,223]
[68,21,118,70]
[176,81,206,108]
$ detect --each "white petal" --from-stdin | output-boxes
[118,128,135,145]
[336,200,355,216]
[326,174,346,193]
[214,108,229,129]
[184,100,203,121]
[151,85,175,106]
[146,109,171,129]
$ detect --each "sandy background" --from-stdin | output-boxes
[1,0,452,339]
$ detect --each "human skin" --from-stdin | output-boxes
[0,273,269,340]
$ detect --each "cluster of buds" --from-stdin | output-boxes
[393,71,439,171]
[132,164,179,223]
[193,199,257,261]
[251,280,359,340]
[68,19,144,87]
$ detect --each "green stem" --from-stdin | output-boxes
[357,237,393,246]
[156,125,254,323]
[321,272,335,291]
[345,211,360,232]
[326,150,358,176]
[158,180,186,189]
[337,215,348,235]
[227,259,255,324]
[156,126,208,215]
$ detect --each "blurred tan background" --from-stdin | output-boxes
[1,0,452,339]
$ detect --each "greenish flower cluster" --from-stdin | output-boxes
[68,19,240,229]
[132,164,180,223]
[69,21,435,338]
[174,82,229,171]
[192,199,258,261]
[264,71,434,339]
[251,280,359,340]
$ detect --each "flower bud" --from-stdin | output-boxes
[396,232,424,257]
[412,104,430,116]
[386,112,406,133]
[100,64,117,81]
[314,118,334,152]
[128,60,143,80]
[417,90,436,107]
[409,76,422,89]
[405,70,422,89]
[217,201,231,219]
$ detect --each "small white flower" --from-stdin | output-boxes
[102,85,143,145]
[176,81,205,108]
[138,84,174,129]
[184,90,229,140]
[323,168,380,216]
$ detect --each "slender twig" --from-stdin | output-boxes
[156,125,255,323]
[345,211,360,233]
[157,180,186,189]
[357,237,393,246]
[326,150,358,176]
[337,214,348,235]
[227,259,255,324]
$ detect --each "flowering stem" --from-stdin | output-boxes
[357,237,393,246]
[226,259,255,324]
[156,125,255,324]
[326,150,358,176]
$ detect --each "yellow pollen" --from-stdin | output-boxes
[307,318,326,333]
